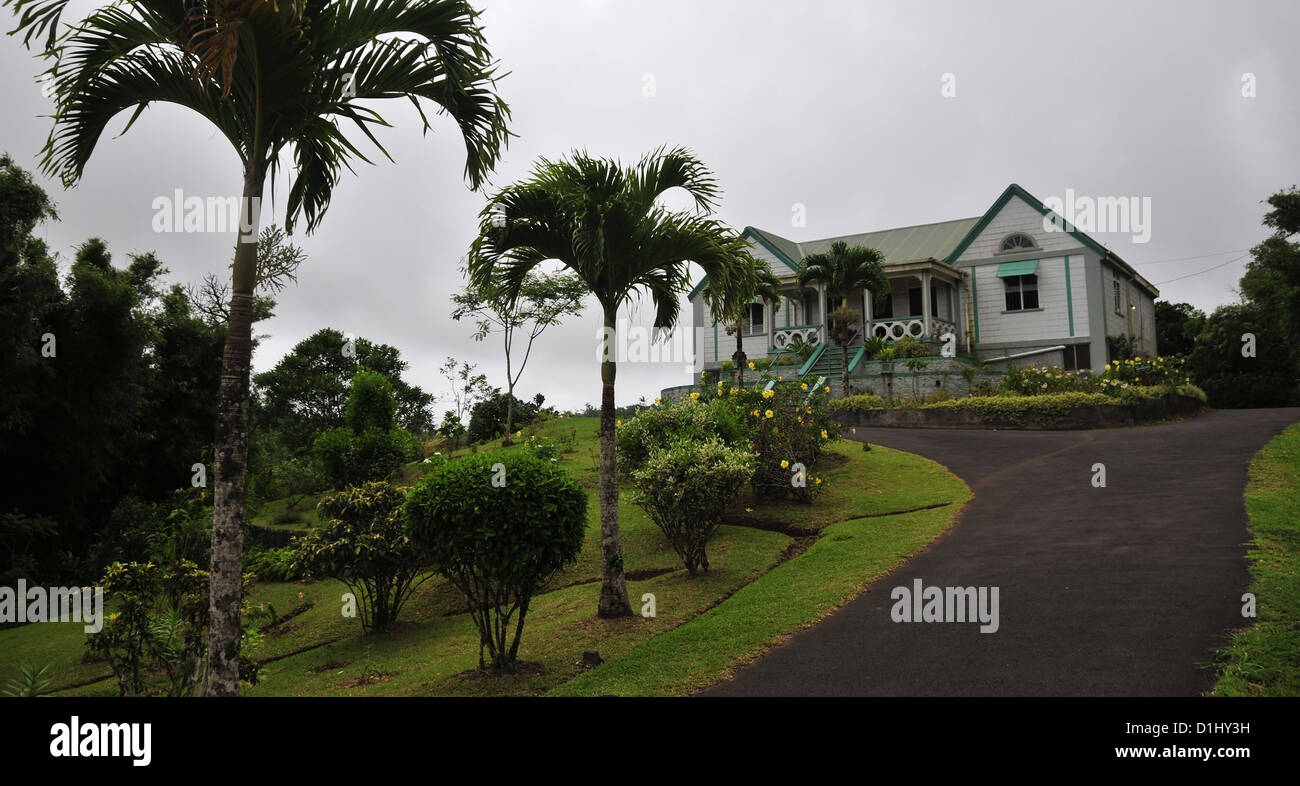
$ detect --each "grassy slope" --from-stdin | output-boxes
[1210,422,1300,696]
[1,417,969,697]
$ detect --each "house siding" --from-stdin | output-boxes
[953,195,1085,264]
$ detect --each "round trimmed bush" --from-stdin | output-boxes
[404,453,586,669]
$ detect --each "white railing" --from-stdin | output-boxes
[772,324,822,349]
[871,317,956,341]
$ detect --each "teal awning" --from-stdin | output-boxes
[997,259,1039,277]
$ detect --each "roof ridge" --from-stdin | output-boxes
[793,215,982,251]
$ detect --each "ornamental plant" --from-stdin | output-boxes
[631,438,756,574]
[292,482,432,633]
[404,453,587,669]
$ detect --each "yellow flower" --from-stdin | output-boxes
[730,387,739,395]
[616,419,622,426]
[690,392,700,400]
[654,397,660,404]
[764,409,774,419]
[851,428,857,434]
[752,409,760,417]
[745,507,753,513]
[821,429,828,439]
[748,361,756,370]
[815,477,823,485]
[801,383,808,390]
[515,430,522,437]
[780,459,790,468]
[824,386,830,393]
[1185,377,1190,383]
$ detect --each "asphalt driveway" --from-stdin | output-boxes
[703,408,1300,696]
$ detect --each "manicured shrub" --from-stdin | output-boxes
[523,435,559,461]
[1000,363,1099,396]
[292,482,432,633]
[1100,354,1188,389]
[616,397,733,474]
[827,393,887,412]
[891,335,939,358]
[631,439,755,574]
[404,453,586,669]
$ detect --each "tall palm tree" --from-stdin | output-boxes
[798,240,888,395]
[468,147,753,618]
[8,0,511,694]
[706,258,780,387]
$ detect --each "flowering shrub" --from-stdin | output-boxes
[723,382,837,501]
[631,438,756,574]
[523,434,559,461]
[999,363,1099,395]
[1100,355,1188,388]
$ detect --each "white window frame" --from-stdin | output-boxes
[1003,274,1039,312]
[742,303,766,336]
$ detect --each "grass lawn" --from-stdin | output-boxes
[0,416,969,697]
[1210,422,1300,697]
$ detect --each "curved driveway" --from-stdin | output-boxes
[704,408,1300,696]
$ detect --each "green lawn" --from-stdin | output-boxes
[1210,422,1300,696]
[0,416,970,697]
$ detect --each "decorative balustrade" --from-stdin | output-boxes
[772,324,822,349]
[870,316,956,341]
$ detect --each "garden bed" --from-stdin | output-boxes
[830,392,1206,430]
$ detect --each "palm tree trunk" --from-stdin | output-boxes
[204,170,263,696]
[597,308,632,618]
[841,344,851,396]
[735,318,745,386]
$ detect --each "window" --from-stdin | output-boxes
[1004,274,1039,311]
[1062,343,1091,371]
[999,233,1037,253]
[743,303,765,336]
[1112,275,1122,315]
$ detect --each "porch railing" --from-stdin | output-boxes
[870,316,956,341]
[773,324,822,349]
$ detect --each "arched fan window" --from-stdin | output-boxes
[999,232,1037,252]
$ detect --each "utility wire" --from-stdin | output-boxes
[1153,253,1252,285]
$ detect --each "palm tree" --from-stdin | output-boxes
[467,147,753,618]
[8,0,511,694]
[706,259,781,387]
[798,240,888,396]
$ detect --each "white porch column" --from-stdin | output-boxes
[862,287,873,341]
[765,298,774,352]
[920,270,932,338]
[818,283,827,343]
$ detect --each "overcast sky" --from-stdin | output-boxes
[2,0,1296,411]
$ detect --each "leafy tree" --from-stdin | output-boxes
[452,271,586,443]
[254,328,434,452]
[293,483,432,633]
[797,241,888,396]
[1154,301,1206,358]
[1240,186,1300,363]
[467,389,538,443]
[184,225,305,328]
[1187,303,1299,407]
[313,371,419,488]
[468,147,754,618]
[405,453,586,668]
[9,0,511,695]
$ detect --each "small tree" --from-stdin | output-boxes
[631,439,755,574]
[404,453,587,669]
[452,272,586,444]
[292,483,432,633]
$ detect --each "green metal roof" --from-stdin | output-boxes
[794,217,980,266]
[996,259,1039,277]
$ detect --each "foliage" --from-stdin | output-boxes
[467,390,539,443]
[292,483,431,633]
[523,435,559,461]
[891,335,939,358]
[242,545,302,583]
[1106,334,1140,362]
[827,394,888,412]
[1188,302,1300,408]
[861,336,887,359]
[616,397,743,474]
[87,560,257,696]
[1099,355,1189,389]
[1154,301,1207,358]
[631,439,756,574]
[313,371,420,488]
[404,453,587,668]
[2,662,53,697]
[254,328,434,452]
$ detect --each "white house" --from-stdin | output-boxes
[688,184,1159,378]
